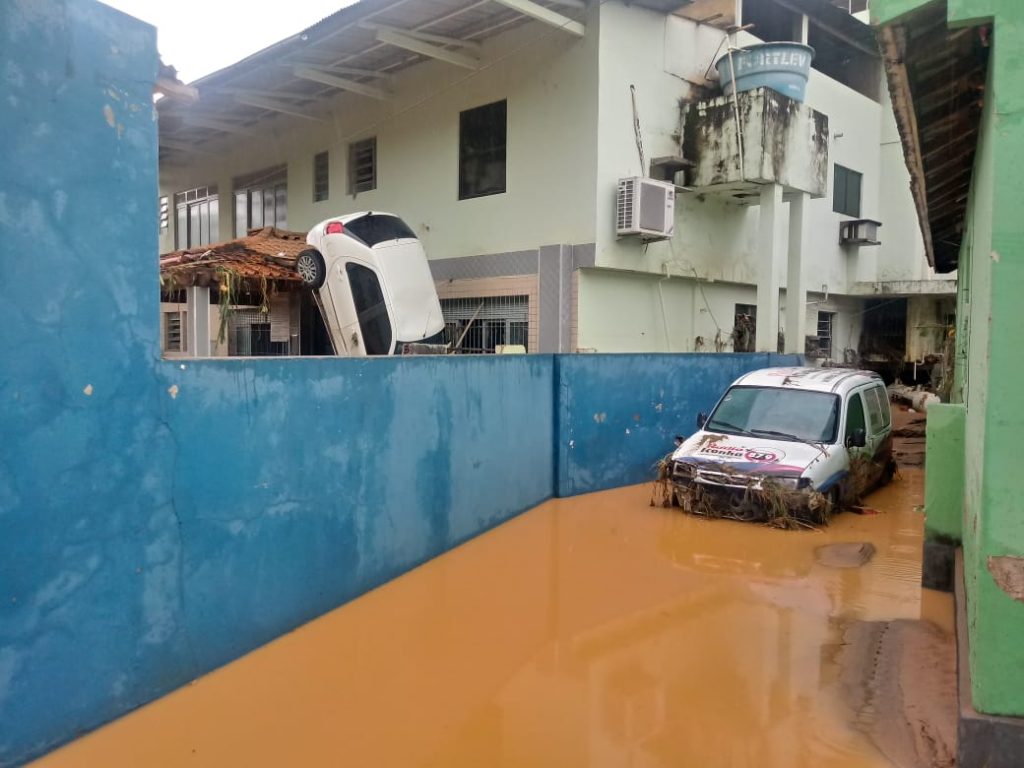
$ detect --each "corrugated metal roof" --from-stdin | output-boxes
[157,0,585,158]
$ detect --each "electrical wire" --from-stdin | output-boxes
[630,84,646,176]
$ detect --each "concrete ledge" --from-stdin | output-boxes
[923,537,956,592]
[955,550,1024,767]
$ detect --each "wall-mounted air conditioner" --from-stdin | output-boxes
[616,177,676,241]
[839,218,882,246]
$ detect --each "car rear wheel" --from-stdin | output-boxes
[296,248,326,289]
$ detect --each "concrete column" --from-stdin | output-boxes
[785,192,809,354]
[186,285,211,357]
[756,184,784,352]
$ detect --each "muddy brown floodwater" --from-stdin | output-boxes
[34,469,951,768]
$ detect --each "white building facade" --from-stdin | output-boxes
[158,0,954,369]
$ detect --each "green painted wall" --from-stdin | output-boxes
[966,0,1024,717]
[876,0,1024,717]
[924,404,965,540]
[871,0,942,25]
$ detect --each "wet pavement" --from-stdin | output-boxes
[34,469,950,768]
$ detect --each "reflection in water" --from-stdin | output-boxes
[35,470,949,768]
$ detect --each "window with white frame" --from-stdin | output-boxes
[233,166,287,238]
[348,138,376,195]
[159,195,169,233]
[174,186,219,249]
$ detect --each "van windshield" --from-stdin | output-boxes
[706,386,840,443]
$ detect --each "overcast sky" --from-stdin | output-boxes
[101,0,356,83]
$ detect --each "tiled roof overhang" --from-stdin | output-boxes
[160,227,309,286]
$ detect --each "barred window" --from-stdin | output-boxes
[348,138,377,195]
[313,151,329,202]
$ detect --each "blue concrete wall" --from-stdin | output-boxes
[556,354,802,496]
[0,5,557,764]
[0,3,805,764]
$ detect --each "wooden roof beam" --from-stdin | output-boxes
[368,25,479,69]
[292,67,391,100]
[184,116,263,137]
[490,0,585,36]
[228,90,326,121]
[160,138,220,156]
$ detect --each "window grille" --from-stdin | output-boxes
[817,311,835,359]
[349,138,377,194]
[441,295,528,353]
[164,311,185,352]
[227,308,290,357]
[313,151,329,202]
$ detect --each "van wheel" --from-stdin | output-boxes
[296,249,326,288]
[828,487,842,518]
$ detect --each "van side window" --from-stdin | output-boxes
[864,387,885,432]
[345,263,392,355]
[846,393,866,441]
[873,386,891,428]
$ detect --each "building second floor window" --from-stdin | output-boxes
[159,196,169,233]
[314,151,330,202]
[349,138,376,195]
[174,185,218,249]
[459,100,507,200]
[833,165,862,217]
[234,166,287,237]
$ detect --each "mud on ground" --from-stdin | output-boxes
[837,619,956,768]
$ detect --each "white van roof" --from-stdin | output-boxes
[733,367,883,396]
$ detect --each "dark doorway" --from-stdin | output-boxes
[299,291,334,356]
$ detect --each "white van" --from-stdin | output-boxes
[295,212,444,356]
[671,367,896,521]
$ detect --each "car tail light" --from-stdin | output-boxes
[325,221,344,235]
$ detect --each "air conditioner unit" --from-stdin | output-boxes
[616,177,676,241]
[839,218,882,246]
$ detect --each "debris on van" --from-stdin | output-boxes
[664,367,898,528]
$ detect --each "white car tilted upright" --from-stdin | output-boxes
[295,212,445,356]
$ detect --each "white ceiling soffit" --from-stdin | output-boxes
[158,0,587,156]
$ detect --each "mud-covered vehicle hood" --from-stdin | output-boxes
[671,432,833,482]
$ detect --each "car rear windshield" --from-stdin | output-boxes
[344,214,416,247]
[706,386,840,443]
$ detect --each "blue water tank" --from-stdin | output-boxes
[716,42,815,103]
